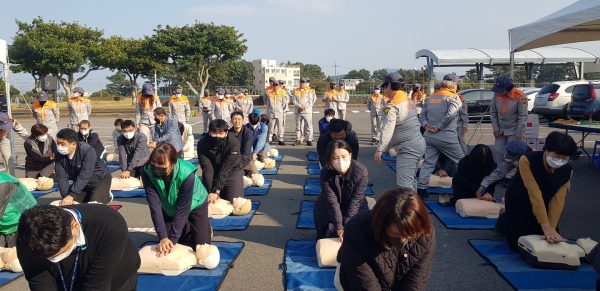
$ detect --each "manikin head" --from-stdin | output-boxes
[56,128,79,156]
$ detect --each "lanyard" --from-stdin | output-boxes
[57,248,80,291]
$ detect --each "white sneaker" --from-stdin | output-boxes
[108,191,114,204]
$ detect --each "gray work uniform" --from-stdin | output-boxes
[168,95,191,124]
[490,88,528,163]
[377,91,425,191]
[68,97,92,131]
[322,89,339,114]
[366,93,386,140]
[32,100,60,139]
[480,159,518,188]
[212,99,234,126]
[417,88,465,190]
[1,119,30,172]
[266,88,287,141]
[200,96,215,133]
[234,97,254,122]
[292,87,317,142]
[135,95,162,143]
[282,87,291,128]
[336,89,350,120]
[457,97,470,155]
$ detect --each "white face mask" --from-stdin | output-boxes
[326,117,333,122]
[218,95,224,100]
[47,231,77,263]
[546,155,568,169]
[57,145,71,155]
[80,130,89,136]
[37,135,48,142]
[332,158,351,173]
[115,126,121,131]
[252,124,259,130]
[375,90,381,94]
[123,131,135,139]
[306,83,310,87]
[176,94,182,98]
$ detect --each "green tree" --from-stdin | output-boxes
[0,79,21,96]
[372,69,388,82]
[344,69,371,81]
[146,22,248,102]
[9,17,105,97]
[207,59,253,88]
[105,72,130,95]
[397,68,429,86]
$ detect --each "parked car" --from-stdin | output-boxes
[567,83,600,120]
[522,88,541,113]
[532,80,593,121]
[458,89,494,120]
[0,95,7,113]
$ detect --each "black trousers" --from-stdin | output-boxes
[115,272,138,291]
[73,174,112,204]
[498,211,557,252]
[131,166,143,178]
[163,200,211,250]
[219,170,244,203]
[315,223,337,241]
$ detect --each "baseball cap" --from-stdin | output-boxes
[217,89,224,95]
[242,88,248,93]
[0,112,14,131]
[73,87,85,95]
[268,77,276,82]
[142,84,154,95]
[505,140,528,157]
[272,80,280,85]
[338,81,344,85]
[37,91,48,101]
[330,82,336,85]
[174,88,183,94]
[224,89,231,95]
[443,74,459,83]
[413,83,422,88]
[374,85,381,90]
[306,78,310,82]
[278,80,284,85]
[381,72,404,87]
[204,89,210,95]
[491,76,514,93]
[233,89,240,94]
[300,78,307,83]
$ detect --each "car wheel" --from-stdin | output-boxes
[546,115,557,122]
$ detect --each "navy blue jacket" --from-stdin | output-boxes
[154,116,183,152]
[230,126,254,168]
[54,142,110,198]
[316,131,359,167]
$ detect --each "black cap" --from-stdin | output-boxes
[300,78,307,83]
[491,76,514,93]
[374,85,380,90]
[443,74,459,83]
[338,81,344,85]
[272,80,280,85]
[306,78,310,82]
[268,77,276,82]
[381,72,404,87]
[330,82,336,85]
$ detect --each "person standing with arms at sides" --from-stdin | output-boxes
[266,80,287,146]
[24,123,57,179]
[336,81,349,120]
[112,119,123,154]
[67,87,91,132]
[314,140,369,241]
[141,143,213,256]
[136,83,162,143]
[0,113,30,173]
[456,89,470,155]
[200,89,214,135]
[279,80,291,129]
[235,88,254,123]
[416,74,464,199]
[32,90,60,139]
[263,77,276,106]
[78,120,105,159]
[118,120,150,179]
[197,119,244,204]
[411,84,426,116]
[323,82,339,117]
[366,85,386,145]
[17,204,140,291]
[374,72,425,191]
[212,89,234,126]
[490,76,528,163]
[169,87,191,124]
[54,128,112,205]
[292,78,316,146]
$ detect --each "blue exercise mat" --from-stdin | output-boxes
[31,188,58,198]
[296,201,315,229]
[108,165,120,173]
[259,164,280,175]
[469,239,597,290]
[112,188,147,198]
[307,151,319,161]
[186,158,199,164]
[387,162,396,172]
[105,160,120,165]
[210,201,259,230]
[307,163,320,175]
[304,178,373,196]
[427,187,453,194]
[382,153,396,161]
[244,179,272,196]
[424,200,497,229]
[137,241,244,291]
[0,272,22,287]
[285,240,337,291]
[272,153,284,162]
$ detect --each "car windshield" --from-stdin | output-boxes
[539,84,560,94]
[460,91,482,101]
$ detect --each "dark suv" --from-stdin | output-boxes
[567,83,600,120]
[458,89,494,120]
[0,95,7,113]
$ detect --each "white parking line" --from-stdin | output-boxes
[128,228,156,233]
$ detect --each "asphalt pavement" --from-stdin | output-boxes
[3,108,600,291]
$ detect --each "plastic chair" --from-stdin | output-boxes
[592,140,600,168]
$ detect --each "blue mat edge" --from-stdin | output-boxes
[468,239,520,291]
[0,272,23,288]
[424,201,495,230]
[211,201,260,231]
[139,240,245,291]
[296,200,315,229]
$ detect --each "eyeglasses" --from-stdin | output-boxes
[548,154,569,163]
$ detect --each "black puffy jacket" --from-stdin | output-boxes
[337,211,436,291]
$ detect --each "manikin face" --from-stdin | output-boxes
[231,114,244,129]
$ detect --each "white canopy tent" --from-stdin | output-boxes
[508,0,600,78]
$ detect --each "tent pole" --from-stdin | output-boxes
[510,51,515,80]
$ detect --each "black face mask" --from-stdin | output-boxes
[209,136,225,148]
[388,237,406,250]
[151,164,168,178]
[154,118,162,125]
[330,85,335,89]
[39,101,47,106]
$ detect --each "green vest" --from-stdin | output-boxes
[0,173,38,234]
[144,159,207,217]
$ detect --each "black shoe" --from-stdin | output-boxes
[417,188,429,200]
[278,141,286,146]
[371,138,377,142]
[307,141,313,146]
[293,140,301,146]
[494,219,504,237]
[272,134,279,142]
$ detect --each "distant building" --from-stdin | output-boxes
[341,79,363,91]
[252,59,300,95]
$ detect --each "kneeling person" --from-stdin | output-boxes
[55,128,112,205]
[118,120,150,178]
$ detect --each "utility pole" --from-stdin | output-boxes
[0,39,15,175]
[154,71,158,95]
